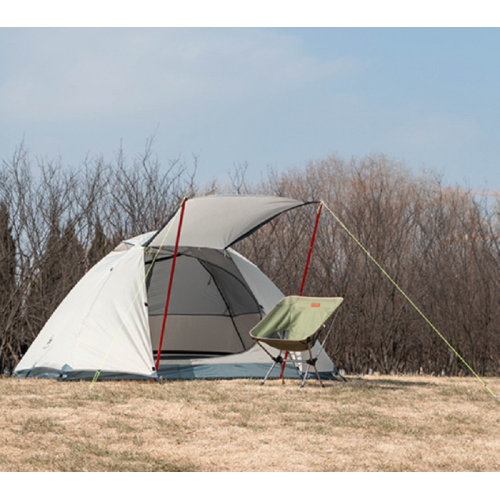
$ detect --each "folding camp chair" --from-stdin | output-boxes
[250,296,344,387]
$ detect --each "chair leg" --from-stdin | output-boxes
[307,345,325,388]
[312,362,325,388]
[301,362,311,388]
[261,359,278,386]
[261,351,286,386]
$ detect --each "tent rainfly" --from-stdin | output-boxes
[14,195,340,381]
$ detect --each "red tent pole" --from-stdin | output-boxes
[280,202,323,380]
[299,203,323,296]
[155,198,187,373]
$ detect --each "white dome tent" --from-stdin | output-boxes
[14,195,340,381]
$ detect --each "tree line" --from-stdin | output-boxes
[1,144,499,376]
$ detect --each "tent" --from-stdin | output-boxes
[14,195,340,381]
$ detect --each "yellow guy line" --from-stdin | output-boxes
[321,200,498,399]
[89,198,185,393]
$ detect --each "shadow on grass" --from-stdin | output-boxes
[336,377,434,390]
[255,376,434,391]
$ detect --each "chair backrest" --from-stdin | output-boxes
[250,296,343,351]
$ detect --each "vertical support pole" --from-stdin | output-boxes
[155,198,187,373]
[299,203,323,296]
[280,202,323,380]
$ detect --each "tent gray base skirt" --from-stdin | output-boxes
[14,363,341,381]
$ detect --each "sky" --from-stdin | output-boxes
[1,26,500,189]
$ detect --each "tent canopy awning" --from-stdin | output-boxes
[146,195,316,250]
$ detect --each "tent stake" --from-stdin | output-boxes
[155,197,187,373]
[280,202,323,381]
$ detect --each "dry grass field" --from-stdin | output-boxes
[0,374,499,472]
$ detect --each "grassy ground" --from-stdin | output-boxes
[0,374,499,472]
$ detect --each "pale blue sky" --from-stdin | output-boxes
[1,28,499,188]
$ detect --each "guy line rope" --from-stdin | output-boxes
[321,200,497,400]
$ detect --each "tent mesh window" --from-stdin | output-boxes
[145,247,262,359]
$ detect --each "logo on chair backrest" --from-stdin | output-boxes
[311,303,320,307]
